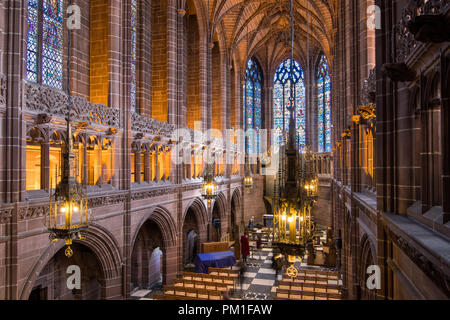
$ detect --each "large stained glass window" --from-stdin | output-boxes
[243,58,263,155]
[27,0,64,90]
[317,55,331,152]
[273,59,306,149]
[130,0,138,112]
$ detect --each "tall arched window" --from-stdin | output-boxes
[317,55,331,152]
[243,58,263,154]
[27,0,64,90]
[273,59,306,149]
[130,0,138,112]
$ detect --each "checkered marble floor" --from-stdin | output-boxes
[130,247,341,301]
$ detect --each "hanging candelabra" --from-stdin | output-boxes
[271,0,319,271]
[201,163,218,204]
[243,158,254,193]
[46,1,90,258]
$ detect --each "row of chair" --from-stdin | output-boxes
[275,288,342,300]
[162,285,224,300]
[277,280,340,294]
[208,267,239,279]
[181,271,237,290]
[173,278,229,292]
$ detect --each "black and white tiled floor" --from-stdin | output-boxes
[131,246,341,300]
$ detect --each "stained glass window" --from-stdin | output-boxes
[273,59,306,149]
[317,55,331,152]
[130,0,138,112]
[243,58,263,155]
[27,0,64,90]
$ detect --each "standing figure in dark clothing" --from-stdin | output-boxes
[272,249,283,285]
[256,233,262,260]
[240,232,250,262]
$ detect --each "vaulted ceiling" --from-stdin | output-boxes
[194,0,337,73]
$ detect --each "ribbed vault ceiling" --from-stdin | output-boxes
[195,0,337,72]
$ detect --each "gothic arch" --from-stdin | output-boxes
[359,233,378,299]
[20,223,122,300]
[131,205,177,250]
[212,191,227,220]
[183,197,208,228]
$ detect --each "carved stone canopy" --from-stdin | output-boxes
[36,113,52,124]
[382,63,416,82]
[407,14,450,43]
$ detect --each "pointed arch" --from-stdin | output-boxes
[20,223,122,300]
[272,58,306,149]
[244,57,263,155]
[131,206,177,250]
[317,54,331,152]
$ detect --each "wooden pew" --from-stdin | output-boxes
[275,288,342,300]
[163,285,224,300]
[181,272,237,290]
[277,280,340,294]
[208,267,239,280]
[173,278,229,292]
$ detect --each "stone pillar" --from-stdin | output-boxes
[82,142,88,186]
[135,147,141,184]
[441,54,449,223]
[144,150,151,182]
[166,0,177,124]
[42,141,50,190]
[155,147,160,182]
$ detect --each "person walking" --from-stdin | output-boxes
[240,232,250,263]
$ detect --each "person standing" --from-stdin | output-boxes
[248,217,254,231]
[240,232,250,263]
[256,233,262,260]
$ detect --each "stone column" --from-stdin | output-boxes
[42,140,50,190]
[144,150,151,182]
[166,0,177,124]
[155,147,160,182]
[441,54,449,223]
[135,147,141,184]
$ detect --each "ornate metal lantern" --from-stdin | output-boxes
[47,131,90,258]
[46,10,90,258]
[243,158,254,193]
[271,0,319,273]
[201,163,218,204]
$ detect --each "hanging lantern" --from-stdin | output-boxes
[46,12,90,258]
[243,174,254,193]
[201,163,218,204]
[243,159,253,193]
[47,127,90,258]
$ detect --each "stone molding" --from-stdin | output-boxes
[24,82,119,127]
[388,228,450,298]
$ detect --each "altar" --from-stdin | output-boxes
[193,251,236,273]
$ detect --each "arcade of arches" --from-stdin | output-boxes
[0,0,449,300]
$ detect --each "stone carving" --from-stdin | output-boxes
[361,68,376,106]
[19,206,48,220]
[389,230,450,297]
[183,183,203,191]
[131,112,176,137]
[131,187,177,201]
[24,83,119,127]
[0,209,12,223]
[0,73,6,108]
[88,194,127,209]
[404,0,450,43]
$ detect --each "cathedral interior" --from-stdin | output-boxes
[0,0,449,301]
